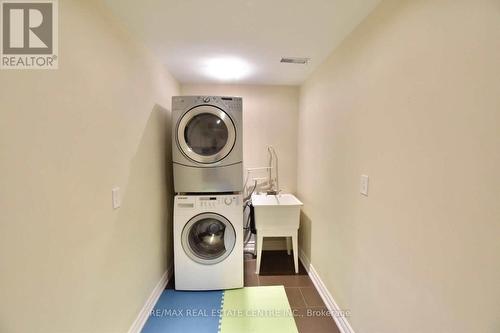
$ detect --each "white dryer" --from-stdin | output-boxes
[172,96,243,193]
[174,194,243,290]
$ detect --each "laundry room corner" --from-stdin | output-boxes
[181,84,300,251]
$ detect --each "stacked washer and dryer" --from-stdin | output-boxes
[172,96,244,290]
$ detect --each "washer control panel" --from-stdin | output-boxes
[198,195,240,208]
[175,195,241,210]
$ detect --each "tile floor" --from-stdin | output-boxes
[244,251,340,333]
[166,250,340,333]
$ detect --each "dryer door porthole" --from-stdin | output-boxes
[177,105,236,164]
[181,213,236,265]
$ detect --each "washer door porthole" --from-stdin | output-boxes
[181,213,236,265]
[177,105,236,164]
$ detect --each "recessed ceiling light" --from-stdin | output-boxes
[203,57,252,81]
[280,57,310,64]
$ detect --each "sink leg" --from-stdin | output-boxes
[256,233,264,275]
[292,232,299,274]
[286,237,291,255]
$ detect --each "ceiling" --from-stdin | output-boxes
[103,0,380,85]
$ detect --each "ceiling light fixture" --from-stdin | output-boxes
[280,57,310,64]
[203,57,252,81]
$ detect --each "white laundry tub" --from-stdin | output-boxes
[252,194,303,230]
[251,193,303,274]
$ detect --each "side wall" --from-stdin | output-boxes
[0,1,179,332]
[297,0,500,332]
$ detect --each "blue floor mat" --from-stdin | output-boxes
[141,289,223,333]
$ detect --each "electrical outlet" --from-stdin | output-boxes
[112,187,121,209]
[360,175,369,196]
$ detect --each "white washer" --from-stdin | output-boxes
[174,194,243,290]
[172,96,243,193]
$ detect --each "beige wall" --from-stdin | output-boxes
[0,1,179,332]
[181,84,300,193]
[297,0,500,332]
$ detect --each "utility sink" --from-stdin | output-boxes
[251,194,303,229]
[251,193,303,274]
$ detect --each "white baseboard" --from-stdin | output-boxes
[128,265,173,333]
[298,249,355,333]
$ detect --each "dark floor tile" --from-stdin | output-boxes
[300,287,325,307]
[285,287,307,308]
[258,251,308,276]
[244,273,259,287]
[254,275,283,286]
[244,259,256,273]
[258,274,313,287]
[292,307,341,333]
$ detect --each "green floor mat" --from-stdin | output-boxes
[220,286,298,333]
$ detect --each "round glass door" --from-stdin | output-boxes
[177,105,236,164]
[181,213,236,265]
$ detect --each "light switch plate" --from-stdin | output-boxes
[360,175,369,196]
[112,187,121,209]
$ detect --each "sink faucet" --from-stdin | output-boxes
[266,146,280,195]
